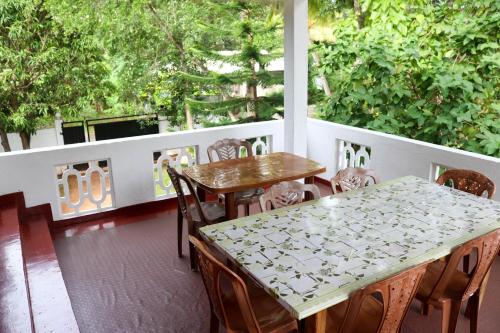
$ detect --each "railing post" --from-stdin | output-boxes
[284,0,308,157]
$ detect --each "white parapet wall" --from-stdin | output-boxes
[1,118,498,222]
[0,120,284,220]
[307,118,500,201]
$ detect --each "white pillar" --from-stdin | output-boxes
[284,0,308,157]
[54,112,65,145]
[158,115,169,133]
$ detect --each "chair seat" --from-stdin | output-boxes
[327,295,383,333]
[417,260,470,303]
[222,280,297,333]
[219,187,265,205]
[235,187,265,204]
[188,202,226,223]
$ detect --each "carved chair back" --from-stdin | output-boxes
[259,181,321,212]
[166,164,206,225]
[436,169,496,199]
[190,236,262,333]
[425,229,500,302]
[207,138,254,162]
[338,262,428,333]
[330,167,380,194]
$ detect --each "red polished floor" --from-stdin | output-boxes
[53,185,500,333]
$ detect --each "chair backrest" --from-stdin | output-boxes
[330,167,380,194]
[190,236,261,333]
[207,138,253,162]
[338,262,428,333]
[166,164,206,224]
[436,169,496,199]
[426,229,500,302]
[259,181,321,212]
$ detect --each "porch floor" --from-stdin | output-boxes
[54,183,500,333]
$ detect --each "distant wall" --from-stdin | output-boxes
[0,128,59,153]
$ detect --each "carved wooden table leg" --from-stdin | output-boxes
[304,176,315,201]
[224,192,238,220]
[305,309,327,333]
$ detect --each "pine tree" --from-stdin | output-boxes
[182,0,284,125]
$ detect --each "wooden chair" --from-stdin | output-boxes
[326,262,428,333]
[189,236,298,333]
[436,169,495,199]
[416,229,500,333]
[167,164,227,270]
[207,138,265,216]
[436,169,498,270]
[330,167,380,194]
[259,181,321,212]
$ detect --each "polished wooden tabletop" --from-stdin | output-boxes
[183,152,326,194]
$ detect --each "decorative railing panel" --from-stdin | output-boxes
[337,139,372,170]
[153,146,197,199]
[55,160,114,217]
[248,135,272,155]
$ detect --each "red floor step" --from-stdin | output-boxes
[0,195,33,333]
[0,193,79,333]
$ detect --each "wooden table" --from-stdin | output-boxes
[199,176,500,332]
[183,152,326,220]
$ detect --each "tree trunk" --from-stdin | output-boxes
[311,51,332,97]
[246,83,257,118]
[184,104,193,130]
[20,131,31,150]
[353,0,365,30]
[0,127,11,152]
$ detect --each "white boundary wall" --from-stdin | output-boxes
[0,120,284,220]
[0,128,60,152]
[307,118,500,201]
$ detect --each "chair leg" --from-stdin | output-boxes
[244,203,250,216]
[441,299,461,333]
[177,209,183,258]
[469,293,480,333]
[421,303,433,316]
[210,310,219,333]
[465,268,491,317]
[479,268,491,308]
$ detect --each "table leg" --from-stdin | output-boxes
[304,176,315,201]
[224,192,238,220]
[196,186,206,202]
[305,309,327,333]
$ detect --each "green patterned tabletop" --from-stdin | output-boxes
[199,176,500,319]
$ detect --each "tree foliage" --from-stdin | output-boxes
[0,0,111,149]
[181,0,284,125]
[313,0,500,156]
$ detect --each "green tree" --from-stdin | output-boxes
[0,0,111,150]
[312,0,500,156]
[182,0,284,125]
[59,0,217,129]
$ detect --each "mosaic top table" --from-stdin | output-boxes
[199,176,500,332]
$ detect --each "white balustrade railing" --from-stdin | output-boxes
[307,118,500,201]
[1,118,498,221]
[0,121,283,220]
